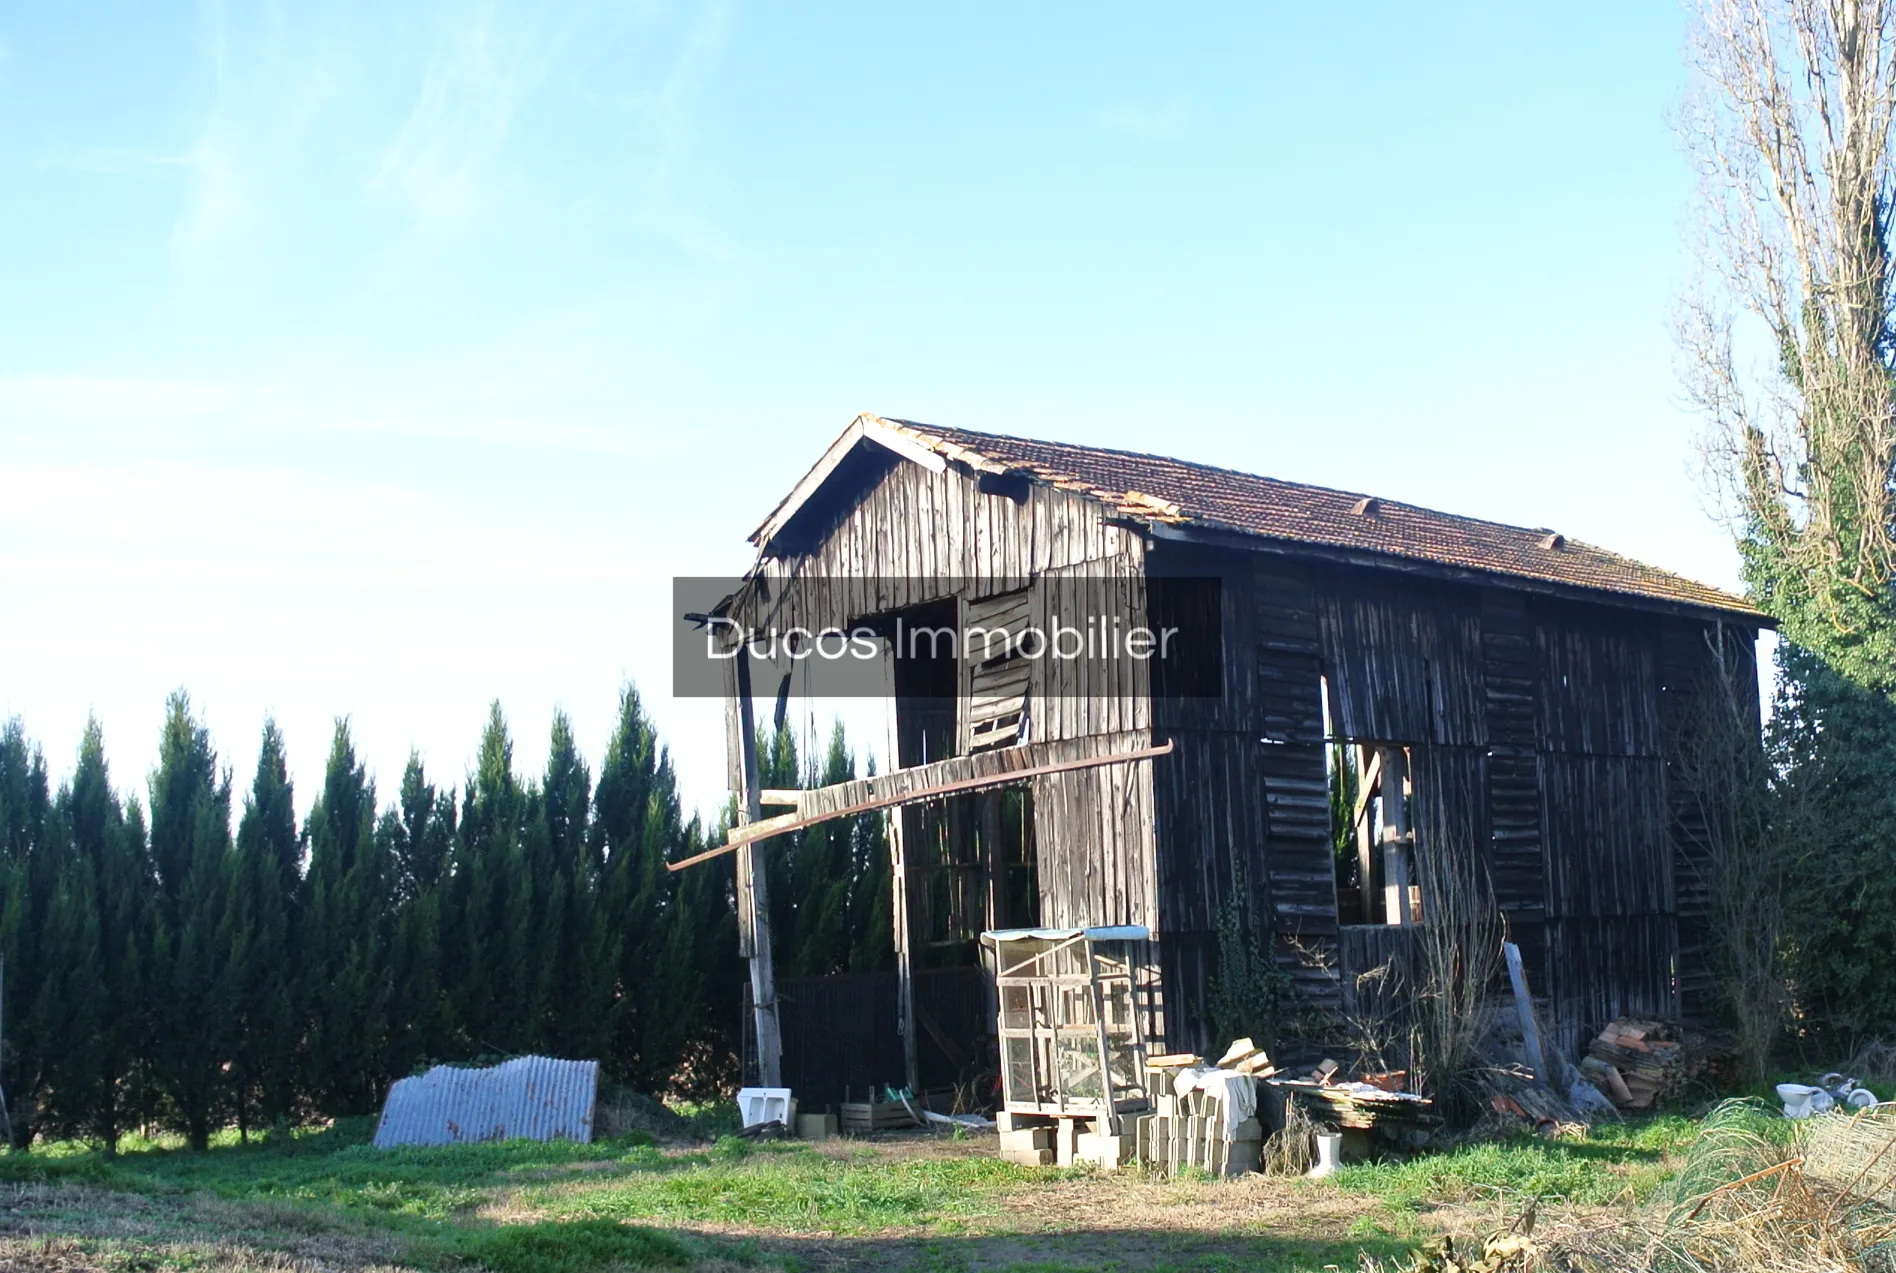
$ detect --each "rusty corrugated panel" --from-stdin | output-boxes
[372,1055,597,1149]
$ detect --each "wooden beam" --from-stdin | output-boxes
[758,789,801,808]
[1380,746,1411,927]
[667,739,1178,871]
[1353,744,1378,924]
[888,643,920,1095]
[1350,748,1382,830]
[731,652,783,1087]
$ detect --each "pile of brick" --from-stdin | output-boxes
[1582,1018,1707,1109]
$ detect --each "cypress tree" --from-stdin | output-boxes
[379,754,454,1080]
[0,719,52,1145]
[147,692,233,1151]
[448,703,526,1056]
[224,721,299,1135]
[299,720,391,1116]
[31,855,103,1140]
[48,721,150,1151]
[540,713,616,1063]
[596,688,668,1086]
[783,724,861,977]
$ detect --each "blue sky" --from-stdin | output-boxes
[0,2,1725,819]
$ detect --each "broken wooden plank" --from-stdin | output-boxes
[668,739,1176,871]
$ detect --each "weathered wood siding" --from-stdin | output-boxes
[1150,545,1759,1051]
[1148,548,1339,1043]
[740,446,1163,937]
[740,442,1761,1053]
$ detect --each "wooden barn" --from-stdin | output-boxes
[685,414,1767,1097]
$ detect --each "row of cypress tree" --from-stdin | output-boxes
[0,686,889,1151]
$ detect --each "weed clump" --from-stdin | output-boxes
[460,1218,692,1272]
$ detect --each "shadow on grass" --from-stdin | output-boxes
[444,1216,1413,1273]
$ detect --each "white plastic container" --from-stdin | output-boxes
[736,1086,793,1128]
[1307,1130,1342,1178]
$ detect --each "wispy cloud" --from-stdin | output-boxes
[1099,98,1191,142]
[38,147,194,177]
[634,0,730,260]
[167,3,346,268]
[369,4,576,228]
[0,377,235,422]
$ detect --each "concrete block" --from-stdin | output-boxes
[999,1145,1055,1167]
[795,1113,838,1141]
[1076,1131,1131,1170]
[1056,1117,1080,1167]
[999,1126,1054,1153]
[1224,1138,1261,1175]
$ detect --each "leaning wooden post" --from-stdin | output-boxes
[1504,940,1548,1087]
[728,642,783,1088]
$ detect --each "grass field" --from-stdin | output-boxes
[0,1112,1706,1273]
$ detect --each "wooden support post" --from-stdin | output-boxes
[1380,747,1411,927]
[886,642,921,1095]
[1354,744,1379,923]
[979,790,1004,1037]
[1504,940,1549,1087]
[730,650,783,1088]
[890,803,920,1094]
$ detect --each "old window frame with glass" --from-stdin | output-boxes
[985,925,1151,1132]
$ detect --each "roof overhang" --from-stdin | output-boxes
[750,415,950,549]
[1138,519,1773,629]
[745,414,1769,629]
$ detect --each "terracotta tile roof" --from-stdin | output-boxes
[880,417,1760,620]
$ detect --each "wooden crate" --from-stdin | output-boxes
[839,1099,921,1133]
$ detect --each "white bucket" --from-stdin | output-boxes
[1307,1130,1342,1178]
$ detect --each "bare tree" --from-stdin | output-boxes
[1682,0,1896,641]
[1671,627,1794,1083]
[1409,821,1505,1120]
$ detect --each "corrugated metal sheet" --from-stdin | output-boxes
[372,1055,597,1149]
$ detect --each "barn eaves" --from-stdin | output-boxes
[751,414,1763,623]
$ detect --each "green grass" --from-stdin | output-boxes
[0,1108,1714,1271]
[543,1144,1030,1233]
[455,1218,696,1273]
[1332,1114,1701,1209]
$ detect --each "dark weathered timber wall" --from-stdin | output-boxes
[1148,547,1340,1048]
[1151,545,1759,1052]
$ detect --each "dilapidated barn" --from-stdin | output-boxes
[684,414,1766,1096]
